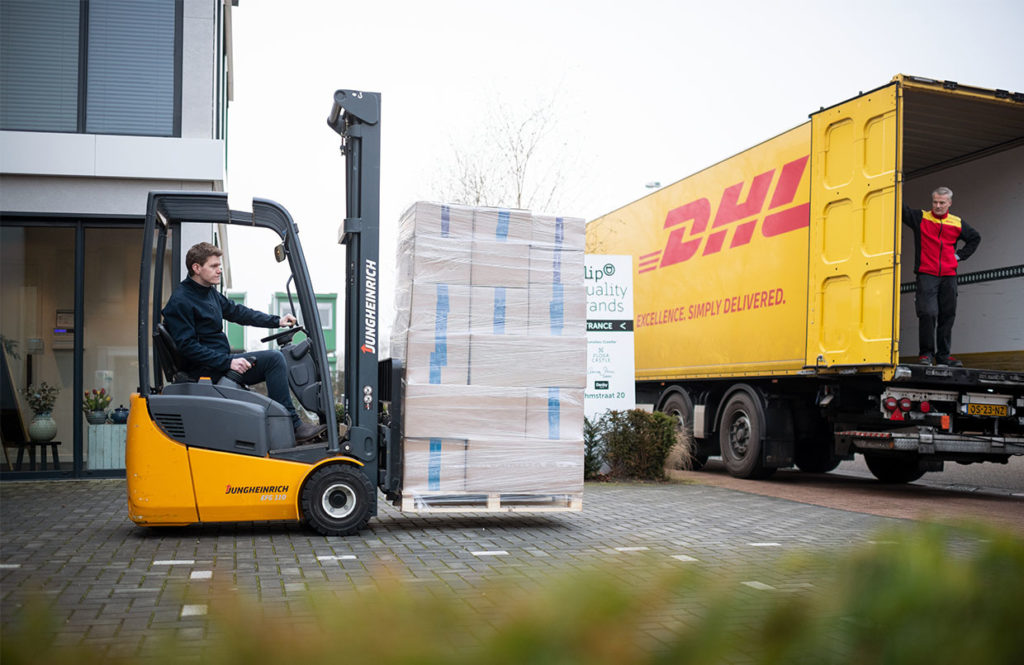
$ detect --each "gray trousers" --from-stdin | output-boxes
[915,273,957,360]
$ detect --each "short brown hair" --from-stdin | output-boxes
[185,242,222,276]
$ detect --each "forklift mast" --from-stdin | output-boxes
[328,90,382,459]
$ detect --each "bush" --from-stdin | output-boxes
[583,416,604,479]
[599,409,677,480]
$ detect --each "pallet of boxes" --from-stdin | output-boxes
[391,202,586,512]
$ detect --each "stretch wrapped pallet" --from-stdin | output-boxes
[391,202,586,509]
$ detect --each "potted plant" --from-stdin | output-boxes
[83,388,112,424]
[21,382,60,442]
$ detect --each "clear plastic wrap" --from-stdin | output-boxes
[391,202,586,511]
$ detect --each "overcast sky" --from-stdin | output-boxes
[224,0,1024,350]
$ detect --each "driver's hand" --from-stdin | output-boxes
[279,314,298,328]
[230,357,252,374]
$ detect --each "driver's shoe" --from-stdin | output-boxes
[295,422,328,442]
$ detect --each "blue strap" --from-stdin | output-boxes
[548,388,560,439]
[493,287,506,335]
[549,283,564,335]
[496,209,510,240]
[428,438,441,490]
[441,205,450,237]
[429,284,449,384]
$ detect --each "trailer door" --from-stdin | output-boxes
[805,82,901,368]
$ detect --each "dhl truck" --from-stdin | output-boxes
[586,75,1024,482]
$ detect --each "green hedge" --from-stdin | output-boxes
[595,409,678,480]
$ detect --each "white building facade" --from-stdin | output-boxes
[1,0,235,477]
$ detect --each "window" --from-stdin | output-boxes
[0,0,181,136]
[317,302,333,331]
[0,0,80,132]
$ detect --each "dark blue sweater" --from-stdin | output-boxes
[162,278,279,373]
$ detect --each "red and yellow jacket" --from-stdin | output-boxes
[902,205,981,276]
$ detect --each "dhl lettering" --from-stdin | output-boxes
[645,156,809,273]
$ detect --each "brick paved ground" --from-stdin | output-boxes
[0,478,988,660]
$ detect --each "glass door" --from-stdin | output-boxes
[1,226,76,475]
[82,228,144,471]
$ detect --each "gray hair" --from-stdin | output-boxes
[932,186,953,199]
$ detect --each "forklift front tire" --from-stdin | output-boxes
[301,465,373,536]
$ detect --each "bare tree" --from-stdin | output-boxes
[435,92,577,212]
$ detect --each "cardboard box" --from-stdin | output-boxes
[404,331,470,385]
[404,282,471,337]
[531,214,586,250]
[529,246,585,286]
[403,383,527,439]
[392,282,471,375]
[396,233,472,286]
[526,388,584,440]
[527,282,587,337]
[470,286,529,336]
[473,207,531,243]
[464,438,584,494]
[469,335,587,388]
[470,237,530,288]
[402,438,468,493]
[398,201,474,241]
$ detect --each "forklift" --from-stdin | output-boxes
[127,90,403,536]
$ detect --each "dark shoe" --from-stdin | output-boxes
[918,354,934,365]
[294,422,327,442]
[936,356,963,367]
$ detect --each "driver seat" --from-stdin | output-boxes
[153,322,194,384]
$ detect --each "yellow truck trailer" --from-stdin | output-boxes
[587,75,1024,482]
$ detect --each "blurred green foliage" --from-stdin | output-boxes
[3,523,1022,665]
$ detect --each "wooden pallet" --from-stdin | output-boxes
[398,492,583,513]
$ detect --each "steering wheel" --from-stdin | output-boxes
[260,325,306,345]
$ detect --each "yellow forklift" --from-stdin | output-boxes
[127,90,403,536]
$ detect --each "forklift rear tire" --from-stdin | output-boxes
[301,465,373,536]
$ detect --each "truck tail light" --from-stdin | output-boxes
[919,401,931,413]
[883,396,898,412]
[899,398,912,412]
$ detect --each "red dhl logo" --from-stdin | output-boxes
[638,156,809,274]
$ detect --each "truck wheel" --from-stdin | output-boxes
[661,392,705,471]
[301,465,374,536]
[794,431,841,473]
[719,392,774,479]
[864,454,926,484]
[795,451,841,474]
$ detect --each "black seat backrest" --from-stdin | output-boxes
[154,322,193,384]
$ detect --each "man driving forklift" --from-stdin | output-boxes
[162,241,328,442]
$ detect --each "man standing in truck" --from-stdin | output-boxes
[902,187,981,367]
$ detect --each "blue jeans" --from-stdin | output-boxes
[233,349,300,428]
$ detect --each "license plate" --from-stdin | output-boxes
[966,403,1008,417]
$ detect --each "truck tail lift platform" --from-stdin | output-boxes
[127,90,403,536]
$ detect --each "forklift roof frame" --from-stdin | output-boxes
[137,191,340,452]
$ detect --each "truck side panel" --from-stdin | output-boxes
[806,83,900,368]
[587,124,813,380]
